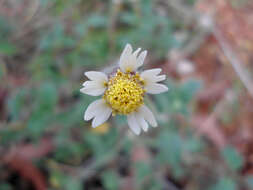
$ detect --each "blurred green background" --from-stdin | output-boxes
[1,0,253,189]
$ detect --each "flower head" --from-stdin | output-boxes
[80,44,168,135]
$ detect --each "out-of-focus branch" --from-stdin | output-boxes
[166,0,198,24]
[166,0,213,63]
[166,0,253,99]
[192,94,229,149]
[213,27,253,98]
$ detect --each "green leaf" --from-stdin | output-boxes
[186,0,197,5]
[53,141,86,163]
[0,183,12,190]
[155,79,202,115]
[39,23,75,51]
[183,137,204,153]
[149,179,163,190]
[119,12,138,26]
[0,128,23,145]
[86,14,108,28]
[37,83,58,112]
[50,171,82,190]
[0,17,14,39]
[153,92,170,113]
[210,177,237,190]
[0,41,17,56]
[156,130,184,177]
[65,178,82,190]
[7,88,30,121]
[181,79,202,102]
[222,146,244,171]
[84,130,117,158]
[114,115,126,126]
[135,162,152,183]
[102,170,119,190]
[27,83,58,137]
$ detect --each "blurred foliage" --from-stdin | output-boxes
[222,146,244,172]
[0,0,249,189]
[246,176,253,189]
[210,177,238,190]
[155,79,202,116]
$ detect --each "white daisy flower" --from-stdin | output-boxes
[80,44,168,135]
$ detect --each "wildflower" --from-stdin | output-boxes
[80,44,168,135]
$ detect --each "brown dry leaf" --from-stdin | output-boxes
[2,137,54,190]
[0,88,8,120]
[197,81,229,101]
[193,0,253,176]
[192,114,226,149]
[7,157,47,190]
[191,36,232,84]
[5,137,54,161]
[196,0,253,66]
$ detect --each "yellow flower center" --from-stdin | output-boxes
[103,70,145,115]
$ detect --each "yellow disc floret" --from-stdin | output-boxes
[103,70,145,115]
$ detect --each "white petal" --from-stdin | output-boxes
[80,87,105,96]
[85,71,108,82]
[136,50,147,67]
[119,44,146,72]
[139,105,157,127]
[135,112,149,132]
[120,55,136,73]
[127,113,141,135]
[141,68,161,76]
[141,74,166,84]
[133,48,141,56]
[145,83,168,94]
[121,44,133,59]
[80,81,106,96]
[140,68,161,79]
[154,75,166,82]
[119,44,132,71]
[84,99,105,121]
[140,69,167,93]
[92,106,112,128]
[82,80,97,87]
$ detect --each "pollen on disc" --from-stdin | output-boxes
[103,70,145,115]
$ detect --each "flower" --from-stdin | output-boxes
[80,44,168,135]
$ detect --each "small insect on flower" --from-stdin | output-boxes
[80,44,168,135]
